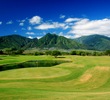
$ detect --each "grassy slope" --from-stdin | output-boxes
[0,55,110,100]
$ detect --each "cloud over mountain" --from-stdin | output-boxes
[69,18,110,38]
[35,22,66,30]
[1,14,110,39]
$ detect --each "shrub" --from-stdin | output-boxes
[51,50,61,58]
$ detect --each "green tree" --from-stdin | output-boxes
[15,49,24,55]
[0,50,3,55]
[105,50,110,56]
[51,50,61,58]
[70,50,77,55]
[34,51,44,56]
[45,50,52,55]
[3,48,13,55]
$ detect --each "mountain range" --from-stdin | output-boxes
[0,33,110,51]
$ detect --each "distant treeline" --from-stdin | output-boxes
[0,48,110,56]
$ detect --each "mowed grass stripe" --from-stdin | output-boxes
[0,67,70,79]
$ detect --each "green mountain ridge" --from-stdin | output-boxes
[75,34,110,51]
[37,33,84,49]
[0,33,110,51]
[0,34,31,49]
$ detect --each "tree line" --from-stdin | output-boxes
[0,48,110,57]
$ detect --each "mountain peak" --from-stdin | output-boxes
[0,33,110,50]
[45,33,58,37]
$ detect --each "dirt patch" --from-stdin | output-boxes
[80,74,92,83]
[95,66,110,71]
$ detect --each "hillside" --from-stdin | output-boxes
[0,33,110,50]
[75,34,110,51]
[23,38,38,49]
[0,34,31,49]
[38,33,84,49]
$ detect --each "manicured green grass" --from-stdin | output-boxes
[0,55,110,100]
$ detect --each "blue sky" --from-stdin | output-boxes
[0,0,110,38]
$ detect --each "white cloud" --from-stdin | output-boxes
[26,32,35,35]
[0,21,2,25]
[6,20,13,24]
[21,20,25,23]
[60,15,65,19]
[22,28,26,30]
[63,25,69,30]
[35,23,55,30]
[64,35,74,38]
[29,16,42,25]
[59,32,73,38]
[53,22,66,29]
[19,22,24,26]
[69,18,110,38]
[65,18,81,23]
[28,36,33,39]
[17,19,26,23]
[17,19,25,26]
[35,22,66,30]
[35,23,54,30]
[59,32,63,36]
[37,36,42,39]
[27,26,32,30]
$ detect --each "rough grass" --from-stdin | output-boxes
[0,55,110,100]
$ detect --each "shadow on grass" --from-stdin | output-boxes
[57,57,65,58]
